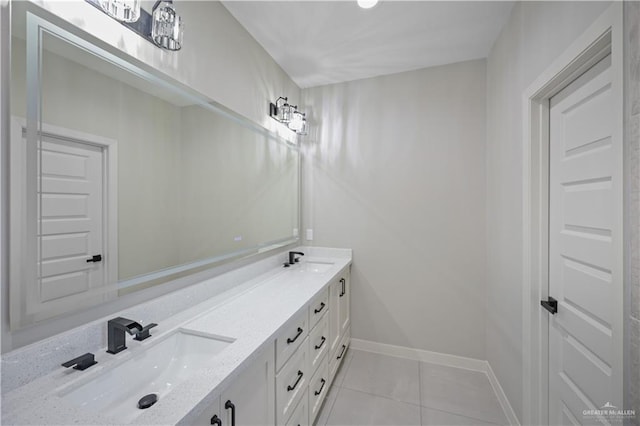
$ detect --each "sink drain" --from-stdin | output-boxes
[138,393,158,409]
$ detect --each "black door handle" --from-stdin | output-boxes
[86,254,102,263]
[287,370,304,391]
[210,414,222,426]
[225,400,235,426]
[287,327,303,344]
[340,278,346,297]
[541,297,558,314]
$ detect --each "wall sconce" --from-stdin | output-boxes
[86,0,184,51]
[270,97,308,135]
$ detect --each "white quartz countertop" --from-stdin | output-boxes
[1,250,351,425]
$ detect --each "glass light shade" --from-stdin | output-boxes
[288,111,305,132]
[100,0,140,23]
[152,2,184,51]
[279,104,293,123]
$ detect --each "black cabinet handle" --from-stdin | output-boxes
[287,370,304,391]
[314,378,326,396]
[541,297,558,315]
[287,327,303,344]
[61,353,97,371]
[210,414,222,426]
[86,254,102,263]
[340,278,346,297]
[336,344,347,360]
[225,400,235,426]
[315,336,326,350]
[314,302,326,314]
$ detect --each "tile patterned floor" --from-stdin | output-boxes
[314,349,508,426]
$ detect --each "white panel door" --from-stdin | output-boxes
[548,54,622,425]
[35,136,105,316]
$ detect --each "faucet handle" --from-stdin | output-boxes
[134,323,158,341]
[62,353,97,371]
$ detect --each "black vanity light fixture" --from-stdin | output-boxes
[86,0,184,51]
[269,97,308,135]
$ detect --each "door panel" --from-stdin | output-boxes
[548,53,621,425]
[33,135,105,316]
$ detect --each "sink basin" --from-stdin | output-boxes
[59,330,234,422]
[296,261,334,274]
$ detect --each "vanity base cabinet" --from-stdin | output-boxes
[308,356,329,424]
[285,389,309,426]
[191,343,275,426]
[329,329,350,387]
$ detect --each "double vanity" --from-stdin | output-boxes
[1,248,352,425]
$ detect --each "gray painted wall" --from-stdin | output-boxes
[485,1,611,420]
[301,59,488,360]
[624,1,640,423]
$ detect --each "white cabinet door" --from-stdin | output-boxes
[221,344,275,426]
[338,271,350,337]
[328,277,342,357]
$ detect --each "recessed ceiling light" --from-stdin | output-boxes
[357,0,378,9]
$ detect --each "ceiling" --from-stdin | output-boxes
[222,1,514,88]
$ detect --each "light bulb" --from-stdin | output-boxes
[288,112,305,132]
[357,0,378,9]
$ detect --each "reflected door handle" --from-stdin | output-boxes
[86,254,102,263]
[541,297,558,315]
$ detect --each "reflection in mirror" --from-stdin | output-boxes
[9,12,299,329]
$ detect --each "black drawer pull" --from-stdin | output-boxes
[314,302,326,314]
[315,336,326,350]
[339,278,346,297]
[336,344,347,360]
[225,400,236,426]
[210,414,222,426]
[287,370,304,391]
[314,378,326,396]
[287,327,303,344]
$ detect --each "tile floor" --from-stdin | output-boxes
[315,349,508,426]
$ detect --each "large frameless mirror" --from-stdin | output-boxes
[9,9,300,329]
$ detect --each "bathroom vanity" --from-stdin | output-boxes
[1,248,352,425]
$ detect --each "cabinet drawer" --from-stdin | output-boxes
[308,288,328,330]
[276,311,308,371]
[285,389,309,426]
[309,312,328,374]
[308,356,329,425]
[329,328,350,385]
[276,337,309,424]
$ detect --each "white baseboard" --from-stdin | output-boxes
[349,338,520,426]
[350,338,487,371]
[485,361,521,426]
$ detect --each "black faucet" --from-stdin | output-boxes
[284,251,305,267]
[107,317,143,354]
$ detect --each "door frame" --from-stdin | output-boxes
[520,4,623,425]
[9,117,118,328]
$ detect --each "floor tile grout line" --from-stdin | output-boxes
[338,384,423,408]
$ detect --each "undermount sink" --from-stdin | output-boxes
[295,260,334,274]
[59,330,234,422]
